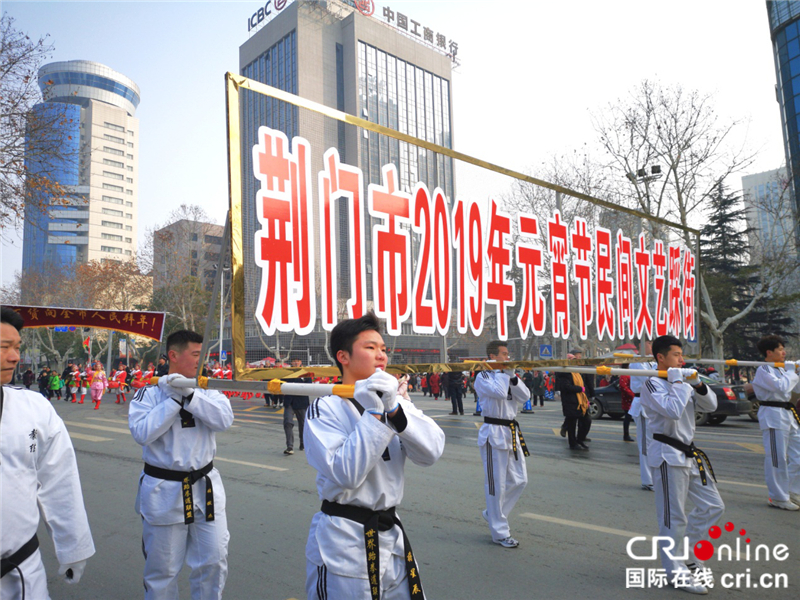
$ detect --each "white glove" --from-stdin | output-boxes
[681,368,700,383]
[784,360,799,372]
[366,369,400,413]
[503,368,516,378]
[353,379,382,413]
[59,560,86,584]
[158,373,184,400]
[667,368,684,384]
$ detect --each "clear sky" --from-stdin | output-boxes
[0,0,784,287]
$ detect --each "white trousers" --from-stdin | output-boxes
[762,427,800,501]
[480,441,527,541]
[0,548,49,600]
[306,554,419,600]
[635,415,653,487]
[141,512,229,600]
[651,461,724,576]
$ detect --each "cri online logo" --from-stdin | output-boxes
[627,521,790,562]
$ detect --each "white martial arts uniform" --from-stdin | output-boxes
[0,385,95,600]
[628,361,656,487]
[641,377,724,577]
[129,384,234,600]
[751,365,800,502]
[474,370,531,542]
[304,394,444,600]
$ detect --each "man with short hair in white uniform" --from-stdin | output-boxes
[304,312,445,600]
[475,340,531,548]
[1,306,95,599]
[641,335,724,595]
[751,334,800,510]
[628,340,655,491]
[129,329,234,599]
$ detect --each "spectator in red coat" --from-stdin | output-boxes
[429,372,441,400]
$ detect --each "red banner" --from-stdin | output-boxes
[4,305,166,341]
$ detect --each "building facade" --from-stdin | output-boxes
[238,0,462,364]
[152,220,225,291]
[23,60,140,270]
[742,167,797,263]
[767,2,800,215]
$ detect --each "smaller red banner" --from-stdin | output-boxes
[4,305,166,341]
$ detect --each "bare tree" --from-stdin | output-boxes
[0,15,80,230]
[590,80,796,358]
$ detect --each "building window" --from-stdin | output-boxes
[101,258,122,264]
[125,237,132,243]
[103,170,124,180]
[102,183,124,192]
[125,213,132,219]
[126,153,133,159]
[105,146,124,156]
[102,207,123,217]
[124,250,132,255]
[103,158,124,168]
[190,267,197,277]
[126,166,133,171]
[125,190,133,195]
[102,195,123,205]
[125,201,132,207]
[105,122,125,132]
[127,129,134,136]
[104,133,125,144]
[126,177,133,183]
[102,220,123,229]
[125,225,132,231]
[191,250,198,258]
[102,233,123,241]
[191,233,198,241]
[101,245,122,254]
[127,142,134,148]
[204,234,223,245]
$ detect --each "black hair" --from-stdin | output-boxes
[757,334,786,357]
[330,312,382,374]
[1,307,24,332]
[652,335,681,363]
[486,340,508,359]
[166,330,203,356]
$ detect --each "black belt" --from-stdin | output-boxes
[653,434,716,486]
[1,533,39,600]
[759,401,800,426]
[321,500,423,600]
[633,393,641,397]
[144,461,214,524]
[483,417,530,460]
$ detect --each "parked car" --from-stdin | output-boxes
[589,375,751,425]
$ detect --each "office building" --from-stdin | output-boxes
[742,167,797,263]
[22,60,140,270]
[238,0,460,364]
[152,220,225,291]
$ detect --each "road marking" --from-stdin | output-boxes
[733,442,764,454]
[717,479,767,489]
[244,406,262,412]
[520,512,647,538]
[88,417,129,425]
[215,457,288,472]
[63,421,130,434]
[233,418,280,425]
[68,431,114,442]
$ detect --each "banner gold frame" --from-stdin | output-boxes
[224,72,702,381]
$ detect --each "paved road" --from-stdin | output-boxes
[34,392,798,599]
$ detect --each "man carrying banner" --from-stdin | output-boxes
[475,340,531,548]
[751,335,800,510]
[129,330,234,599]
[304,312,445,600]
[1,307,95,599]
[640,335,723,595]
[629,340,655,491]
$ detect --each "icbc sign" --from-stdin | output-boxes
[247,0,289,32]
